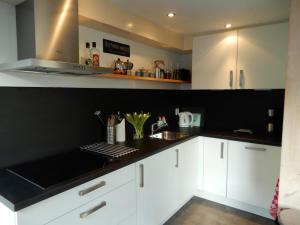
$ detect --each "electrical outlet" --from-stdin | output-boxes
[175,108,180,115]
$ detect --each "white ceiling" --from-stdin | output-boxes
[110,0,290,35]
[1,0,290,35]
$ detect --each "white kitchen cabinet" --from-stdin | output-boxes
[227,141,281,209]
[46,181,136,225]
[118,214,136,225]
[136,138,199,225]
[192,31,238,90]
[192,23,288,90]
[203,137,228,197]
[197,137,204,190]
[175,138,199,207]
[136,147,177,225]
[237,23,288,89]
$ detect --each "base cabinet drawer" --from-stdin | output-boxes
[17,165,135,225]
[46,180,136,225]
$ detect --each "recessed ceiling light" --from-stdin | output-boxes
[225,23,232,29]
[167,12,175,18]
[126,23,133,28]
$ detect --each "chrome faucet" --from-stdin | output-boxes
[151,116,168,135]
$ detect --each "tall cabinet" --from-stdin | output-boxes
[192,22,288,90]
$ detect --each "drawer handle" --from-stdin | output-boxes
[79,181,106,196]
[239,70,244,88]
[175,149,179,168]
[229,70,233,88]
[220,142,224,159]
[80,201,107,219]
[245,147,266,152]
[139,164,144,188]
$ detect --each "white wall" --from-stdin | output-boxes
[279,0,300,210]
[0,1,17,63]
[79,26,183,72]
[0,2,191,89]
[78,0,184,50]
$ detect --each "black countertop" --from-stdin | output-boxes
[0,129,281,211]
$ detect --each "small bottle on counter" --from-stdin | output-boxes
[84,42,92,66]
[91,42,100,67]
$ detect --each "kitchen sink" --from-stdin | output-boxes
[149,131,189,141]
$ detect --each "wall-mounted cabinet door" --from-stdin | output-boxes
[192,31,238,90]
[227,141,281,209]
[203,137,228,197]
[237,23,288,89]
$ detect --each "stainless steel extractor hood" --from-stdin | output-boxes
[0,0,112,75]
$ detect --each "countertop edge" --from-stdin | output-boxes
[0,132,281,211]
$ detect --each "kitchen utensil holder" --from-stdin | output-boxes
[107,126,116,144]
[116,119,126,142]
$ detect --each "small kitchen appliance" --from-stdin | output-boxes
[192,113,201,127]
[178,112,194,128]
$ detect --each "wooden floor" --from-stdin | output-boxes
[164,198,277,225]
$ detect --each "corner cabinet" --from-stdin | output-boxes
[197,137,281,219]
[192,22,288,90]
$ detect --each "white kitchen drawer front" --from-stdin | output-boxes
[17,164,135,225]
[227,141,281,209]
[118,214,137,225]
[45,180,136,225]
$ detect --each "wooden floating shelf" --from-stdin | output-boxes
[97,74,191,84]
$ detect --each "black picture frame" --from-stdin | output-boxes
[103,39,130,57]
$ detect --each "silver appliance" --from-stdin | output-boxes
[0,0,111,75]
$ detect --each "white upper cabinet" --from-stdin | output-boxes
[192,23,288,90]
[237,23,288,89]
[192,31,238,90]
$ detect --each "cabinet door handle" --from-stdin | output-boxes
[175,149,179,168]
[245,146,266,152]
[220,142,224,159]
[80,201,107,219]
[229,70,234,88]
[139,164,144,188]
[239,70,244,88]
[79,181,106,196]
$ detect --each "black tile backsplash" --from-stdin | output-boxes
[0,87,284,168]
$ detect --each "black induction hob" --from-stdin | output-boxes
[7,150,110,189]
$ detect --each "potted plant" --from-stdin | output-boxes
[125,112,151,140]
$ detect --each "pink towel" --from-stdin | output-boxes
[270,178,280,220]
